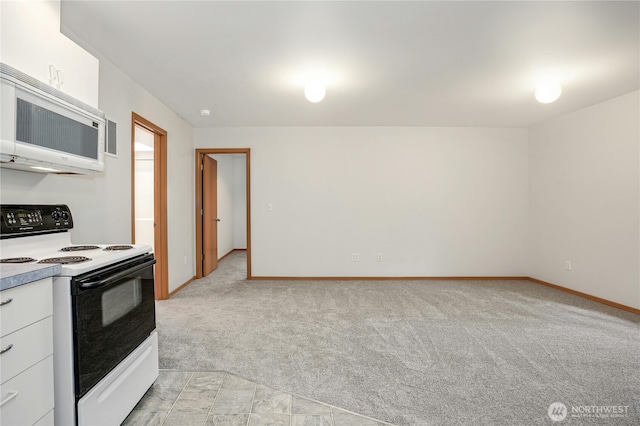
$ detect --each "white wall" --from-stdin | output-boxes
[195,127,530,277]
[96,58,195,293]
[134,144,154,248]
[210,154,235,258]
[209,154,247,258]
[529,91,640,309]
[233,156,247,249]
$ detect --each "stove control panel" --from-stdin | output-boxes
[0,204,73,237]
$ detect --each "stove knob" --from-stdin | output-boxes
[51,211,61,221]
[61,211,70,221]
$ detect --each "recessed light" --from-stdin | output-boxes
[200,109,211,116]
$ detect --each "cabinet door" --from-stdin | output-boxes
[0,1,99,107]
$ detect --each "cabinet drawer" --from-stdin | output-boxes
[0,279,52,338]
[0,316,53,384]
[34,409,54,426]
[0,356,54,426]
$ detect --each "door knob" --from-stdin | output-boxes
[216,218,221,222]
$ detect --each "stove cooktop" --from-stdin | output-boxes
[0,237,152,276]
[0,204,152,276]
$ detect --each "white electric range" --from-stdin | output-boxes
[0,204,159,426]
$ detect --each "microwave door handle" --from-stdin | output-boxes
[78,259,156,289]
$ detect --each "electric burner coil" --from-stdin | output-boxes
[38,256,92,264]
[104,245,134,251]
[0,257,37,264]
[60,245,100,252]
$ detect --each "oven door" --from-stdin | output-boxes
[72,254,156,398]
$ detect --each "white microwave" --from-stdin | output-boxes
[0,63,105,174]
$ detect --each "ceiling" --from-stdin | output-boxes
[60,1,639,128]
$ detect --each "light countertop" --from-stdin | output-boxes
[0,264,61,291]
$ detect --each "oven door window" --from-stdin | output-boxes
[73,256,156,398]
[102,278,143,326]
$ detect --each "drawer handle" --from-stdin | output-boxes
[0,298,13,306]
[0,344,13,354]
[0,391,19,407]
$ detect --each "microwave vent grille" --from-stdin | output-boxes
[106,119,117,156]
[16,98,99,160]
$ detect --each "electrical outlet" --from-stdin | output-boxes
[377,253,383,262]
[351,253,360,262]
[565,261,572,271]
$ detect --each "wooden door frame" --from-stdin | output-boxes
[195,148,251,279]
[131,112,169,300]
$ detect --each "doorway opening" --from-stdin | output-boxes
[132,113,169,300]
[195,148,251,279]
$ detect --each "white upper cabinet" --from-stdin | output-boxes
[0,0,99,107]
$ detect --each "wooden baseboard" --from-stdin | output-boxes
[527,277,640,315]
[168,276,196,298]
[250,276,529,281]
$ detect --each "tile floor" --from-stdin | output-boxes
[122,370,394,426]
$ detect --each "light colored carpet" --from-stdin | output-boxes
[156,251,640,425]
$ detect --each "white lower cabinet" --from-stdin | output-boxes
[34,409,54,426]
[0,317,53,384]
[0,278,55,426]
[0,356,54,426]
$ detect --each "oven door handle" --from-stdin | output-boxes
[78,258,156,289]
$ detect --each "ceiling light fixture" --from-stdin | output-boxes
[304,80,326,103]
[200,109,211,116]
[535,81,562,104]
